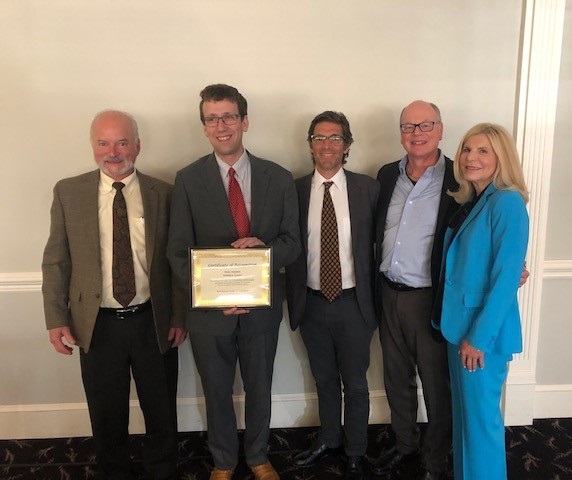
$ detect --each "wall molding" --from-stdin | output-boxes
[1,386,570,440]
[0,272,42,292]
[2,259,571,293]
[543,260,572,278]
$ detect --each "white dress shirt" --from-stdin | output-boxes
[98,170,150,308]
[306,168,355,290]
[215,150,252,219]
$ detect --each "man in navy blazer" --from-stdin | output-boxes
[372,101,458,480]
[286,112,379,480]
[167,84,300,480]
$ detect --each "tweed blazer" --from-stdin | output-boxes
[42,169,185,353]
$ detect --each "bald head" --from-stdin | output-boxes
[399,100,443,164]
[90,110,139,144]
[90,110,141,181]
[400,100,441,125]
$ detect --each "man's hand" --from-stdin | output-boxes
[223,307,251,316]
[49,327,76,355]
[223,237,264,314]
[168,327,187,347]
[231,237,265,249]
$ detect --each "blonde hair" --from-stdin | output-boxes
[449,123,529,204]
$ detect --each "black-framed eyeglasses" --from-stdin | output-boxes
[310,134,345,144]
[203,114,241,127]
[400,121,440,134]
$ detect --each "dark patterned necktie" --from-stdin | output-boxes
[320,181,342,301]
[228,167,250,238]
[112,182,136,307]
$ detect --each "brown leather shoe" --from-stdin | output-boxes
[209,467,234,480]
[250,461,280,480]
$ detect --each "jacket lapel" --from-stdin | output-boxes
[454,183,497,240]
[203,154,237,236]
[79,171,102,266]
[249,154,269,234]
[298,174,312,254]
[138,172,158,269]
[346,170,360,258]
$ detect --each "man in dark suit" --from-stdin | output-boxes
[42,110,187,480]
[167,84,300,480]
[285,112,379,480]
[372,101,457,480]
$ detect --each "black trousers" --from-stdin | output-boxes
[378,280,452,472]
[80,308,178,480]
[300,289,374,457]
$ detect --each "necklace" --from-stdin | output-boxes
[406,165,421,181]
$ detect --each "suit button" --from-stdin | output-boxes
[95,293,100,299]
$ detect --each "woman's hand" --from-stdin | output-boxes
[459,339,485,372]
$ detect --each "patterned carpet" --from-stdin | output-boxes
[1,418,571,479]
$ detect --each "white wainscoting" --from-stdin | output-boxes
[1,385,571,440]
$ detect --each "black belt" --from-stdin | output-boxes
[381,274,431,292]
[307,287,356,301]
[99,300,152,319]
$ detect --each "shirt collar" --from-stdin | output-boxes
[216,150,250,179]
[399,149,445,180]
[99,169,137,194]
[312,167,346,191]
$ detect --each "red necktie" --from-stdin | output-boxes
[320,181,342,301]
[112,182,136,307]
[228,167,250,238]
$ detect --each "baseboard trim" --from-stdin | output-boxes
[2,385,571,440]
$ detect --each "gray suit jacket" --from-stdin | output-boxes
[167,152,301,336]
[285,169,380,331]
[42,169,185,353]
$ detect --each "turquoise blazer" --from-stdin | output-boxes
[439,184,529,355]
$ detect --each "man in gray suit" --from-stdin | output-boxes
[285,112,379,480]
[167,84,300,480]
[42,110,187,480]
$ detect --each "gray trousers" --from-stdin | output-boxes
[378,281,452,472]
[190,323,280,470]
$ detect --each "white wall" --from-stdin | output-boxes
[1,0,569,439]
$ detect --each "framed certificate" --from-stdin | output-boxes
[188,247,272,309]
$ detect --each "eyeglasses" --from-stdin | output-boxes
[310,134,345,144]
[400,121,440,134]
[203,114,241,127]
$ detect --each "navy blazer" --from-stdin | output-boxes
[374,155,458,308]
[285,169,380,331]
[439,184,529,355]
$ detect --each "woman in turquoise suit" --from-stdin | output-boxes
[436,123,529,479]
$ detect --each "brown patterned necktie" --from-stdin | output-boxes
[228,167,250,238]
[320,181,342,301]
[112,182,136,307]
